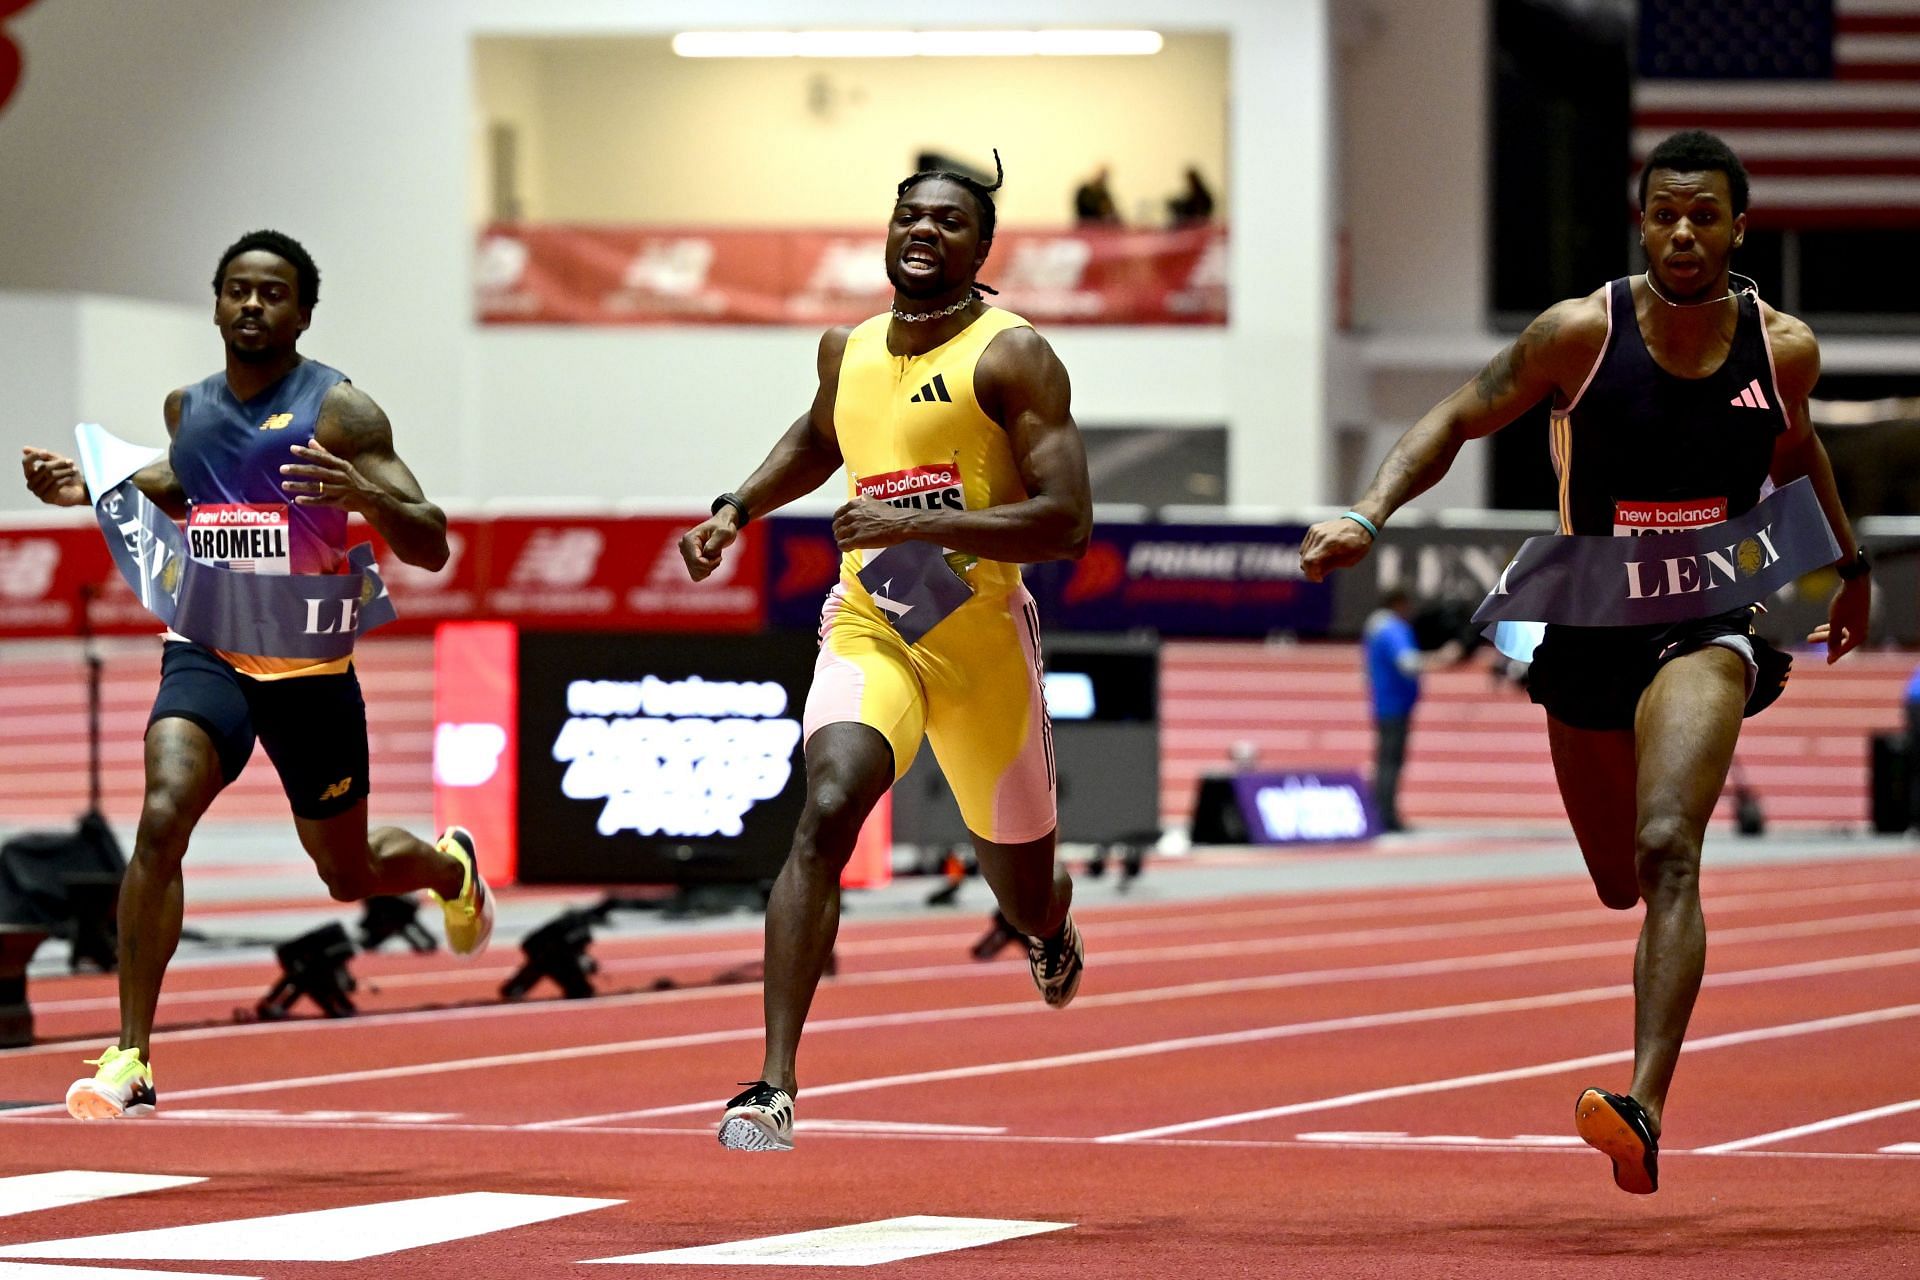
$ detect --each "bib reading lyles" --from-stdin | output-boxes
[187,504,292,574]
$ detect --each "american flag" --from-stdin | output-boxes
[1634,0,1920,227]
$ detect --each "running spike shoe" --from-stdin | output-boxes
[718,1081,795,1152]
[1028,913,1085,1009]
[66,1046,156,1120]
[1576,1087,1660,1194]
[430,826,494,956]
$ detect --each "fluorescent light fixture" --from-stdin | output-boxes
[671,30,1165,59]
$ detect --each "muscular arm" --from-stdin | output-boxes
[835,327,1092,563]
[1765,310,1858,563]
[290,383,449,570]
[731,327,851,518]
[132,390,192,518]
[1301,293,1606,582]
[1765,307,1868,662]
[678,328,848,580]
[19,389,189,517]
[1351,296,1604,528]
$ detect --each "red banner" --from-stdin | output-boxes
[476,224,1226,326]
[0,512,764,639]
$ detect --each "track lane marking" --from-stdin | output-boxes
[1097,1001,1920,1142]
[584,1215,1070,1266]
[1692,1097,1920,1154]
[7,920,1916,1121]
[0,1173,204,1221]
[529,945,1920,1129]
[17,889,1918,1066]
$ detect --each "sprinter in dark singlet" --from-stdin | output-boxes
[20,230,493,1120]
[1299,131,1870,1194]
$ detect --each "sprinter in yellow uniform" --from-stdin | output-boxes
[679,154,1093,1152]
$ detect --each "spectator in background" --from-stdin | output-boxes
[1168,167,1215,226]
[1364,586,1463,833]
[1908,660,1920,828]
[1073,165,1121,226]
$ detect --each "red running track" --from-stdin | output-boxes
[1,855,1918,1277]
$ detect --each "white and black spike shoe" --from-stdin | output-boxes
[718,1081,795,1152]
[1028,913,1085,1009]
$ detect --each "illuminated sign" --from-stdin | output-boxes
[515,631,817,885]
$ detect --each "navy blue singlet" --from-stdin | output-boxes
[171,359,348,575]
[1549,278,1787,537]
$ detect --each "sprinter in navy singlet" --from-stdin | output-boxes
[1299,132,1871,1195]
[21,230,493,1122]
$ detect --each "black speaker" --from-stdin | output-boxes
[1871,734,1912,834]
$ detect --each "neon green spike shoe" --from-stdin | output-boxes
[429,826,494,956]
[66,1046,156,1120]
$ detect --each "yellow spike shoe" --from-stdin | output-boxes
[66,1046,156,1120]
[429,826,494,956]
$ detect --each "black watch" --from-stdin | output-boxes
[710,492,749,526]
[1837,546,1871,581]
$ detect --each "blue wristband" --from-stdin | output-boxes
[1341,510,1379,540]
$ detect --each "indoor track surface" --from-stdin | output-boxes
[2,850,1919,1277]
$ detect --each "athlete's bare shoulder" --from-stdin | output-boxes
[1759,300,1820,398]
[975,323,1064,390]
[315,381,394,456]
[163,387,187,436]
[817,324,853,380]
[1530,289,1611,388]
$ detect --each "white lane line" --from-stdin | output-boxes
[533,946,1920,1129]
[0,1264,259,1280]
[29,882,1583,1017]
[12,880,1914,1063]
[1296,1131,1586,1148]
[1880,1142,1920,1154]
[1097,1002,1920,1143]
[1692,1097,1920,1154]
[0,1173,203,1221]
[26,871,1914,1018]
[5,917,1917,1124]
[586,1215,1071,1267]
[0,1192,622,1262]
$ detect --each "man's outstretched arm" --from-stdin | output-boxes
[1301,296,1603,582]
[681,327,849,581]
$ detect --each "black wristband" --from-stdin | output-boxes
[1837,545,1871,581]
[710,492,749,526]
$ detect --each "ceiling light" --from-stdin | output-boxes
[671,30,1165,59]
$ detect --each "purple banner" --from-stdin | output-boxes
[1232,771,1378,844]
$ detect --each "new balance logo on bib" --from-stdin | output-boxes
[188,504,291,574]
[1612,498,1727,537]
[858,463,965,512]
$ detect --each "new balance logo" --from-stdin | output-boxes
[260,413,293,430]
[1730,378,1771,410]
[319,776,354,802]
[909,374,953,404]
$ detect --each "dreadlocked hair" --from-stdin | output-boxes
[896,149,1004,297]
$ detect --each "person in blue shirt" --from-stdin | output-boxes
[1362,588,1461,833]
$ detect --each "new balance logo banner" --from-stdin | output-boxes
[1731,378,1771,410]
[76,422,397,660]
[855,539,973,645]
[909,374,953,404]
[1473,477,1837,636]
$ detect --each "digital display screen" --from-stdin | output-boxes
[1232,771,1378,844]
[516,631,818,884]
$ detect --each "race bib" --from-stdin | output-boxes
[857,463,965,512]
[1612,497,1727,537]
[188,504,291,575]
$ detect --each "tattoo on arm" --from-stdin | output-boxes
[1472,315,1560,408]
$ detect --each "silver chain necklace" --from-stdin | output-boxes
[1643,271,1757,308]
[892,296,975,323]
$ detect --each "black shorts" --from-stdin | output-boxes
[148,641,370,820]
[1526,607,1792,733]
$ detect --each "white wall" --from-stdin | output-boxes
[0,295,207,491]
[479,34,1229,227]
[0,0,1328,513]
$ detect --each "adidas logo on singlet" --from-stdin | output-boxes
[909,374,953,404]
[1730,378,1771,410]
